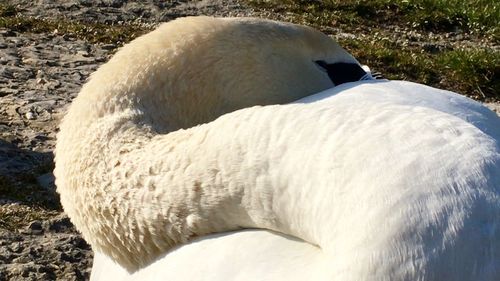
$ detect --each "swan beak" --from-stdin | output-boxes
[315,61,371,86]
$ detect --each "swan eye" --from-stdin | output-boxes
[314,60,368,86]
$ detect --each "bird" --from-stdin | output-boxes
[54,16,500,281]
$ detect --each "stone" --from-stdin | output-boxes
[36,173,55,190]
[26,221,44,235]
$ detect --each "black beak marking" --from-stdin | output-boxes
[315,61,368,86]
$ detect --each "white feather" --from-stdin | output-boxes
[55,17,500,281]
[88,80,499,280]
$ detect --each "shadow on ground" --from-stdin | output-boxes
[0,139,60,210]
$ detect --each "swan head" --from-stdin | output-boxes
[71,16,368,132]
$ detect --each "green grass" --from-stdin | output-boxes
[247,0,499,101]
[340,38,499,100]
[438,49,499,99]
[248,0,499,37]
[0,4,148,44]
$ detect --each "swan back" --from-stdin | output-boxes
[89,80,500,280]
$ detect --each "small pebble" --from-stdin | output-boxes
[25,111,36,120]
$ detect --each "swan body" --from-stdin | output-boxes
[85,79,500,281]
[91,230,329,281]
[54,16,500,281]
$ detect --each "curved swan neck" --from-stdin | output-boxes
[55,106,324,272]
[54,16,397,274]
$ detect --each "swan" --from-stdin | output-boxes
[54,16,500,280]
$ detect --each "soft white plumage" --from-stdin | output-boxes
[54,16,500,281]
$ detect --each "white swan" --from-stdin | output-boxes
[54,17,500,280]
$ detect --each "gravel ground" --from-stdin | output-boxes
[0,1,499,280]
[0,1,260,280]
[0,27,113,281]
